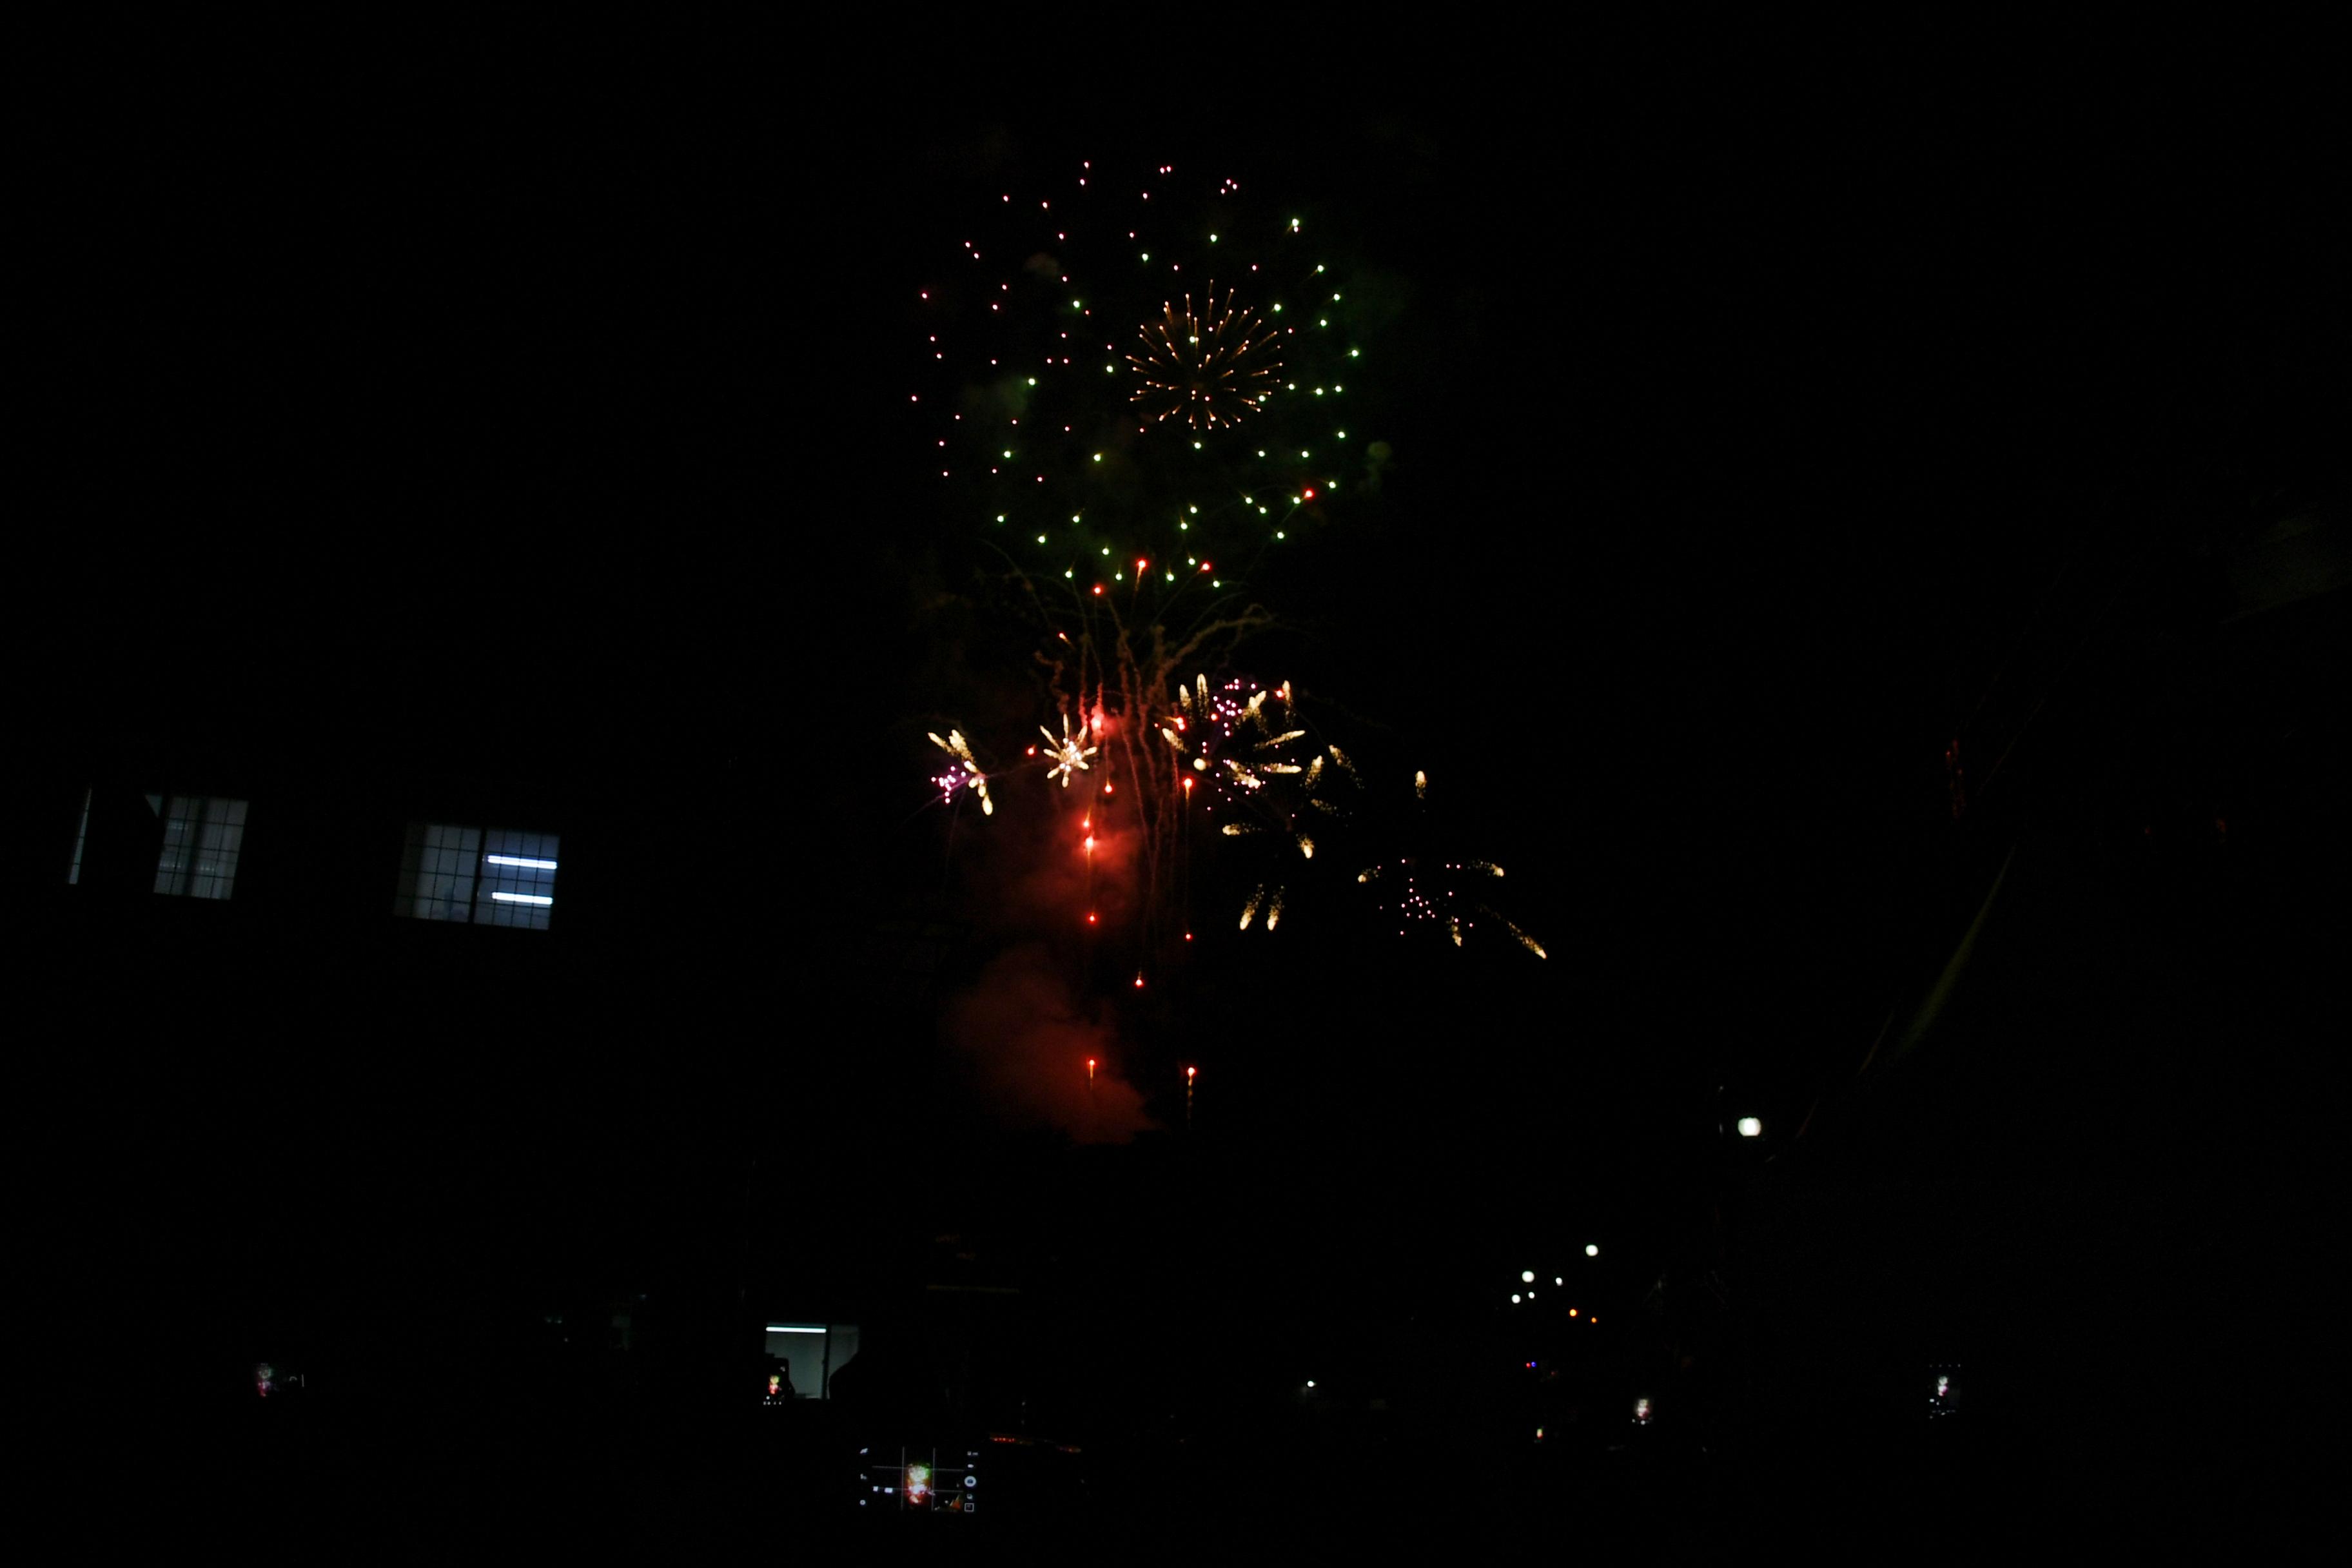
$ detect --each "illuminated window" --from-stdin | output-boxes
[149,793,250,899]
[393,823,560,930]
[764,1322,858,1399]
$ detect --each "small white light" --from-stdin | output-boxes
[1586,1244,1600,1257]
[1738,1117,1763,1137]
[764,1325,827,1333]
[489,892,553,906]
[1522,1270,1535,1283]
[484,855,558,870]
[1306,1380,1315,1389]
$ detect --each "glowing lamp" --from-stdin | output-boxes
[1738,1117,1763,1137]
[1586,1244,1600,1257]
[1522,1270,1535,1283]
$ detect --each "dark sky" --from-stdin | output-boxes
[23,39,2346,1447]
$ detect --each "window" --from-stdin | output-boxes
[67,787,92,883]
[395,822,560,930]
[149,793,250,899]
[764,1322,859,1400]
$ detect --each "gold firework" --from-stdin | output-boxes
[926,727,994,816]
[1128,284,1286,431]
[1040,714,1098,787]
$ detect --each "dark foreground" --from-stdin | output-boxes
[152,1382,2297,1556]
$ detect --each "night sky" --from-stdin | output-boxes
[24,34,2347,1542]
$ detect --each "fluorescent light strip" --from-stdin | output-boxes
[765,1325,827,1334]
[485,855,559,870]
[490,892,554,906]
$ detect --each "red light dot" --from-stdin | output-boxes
[1087,912,1097,925]
[1184,932,1193,941]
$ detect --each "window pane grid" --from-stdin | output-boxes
[395,822,556,929]
[152,794,248,899]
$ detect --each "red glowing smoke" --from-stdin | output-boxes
[943,944,1152,1142]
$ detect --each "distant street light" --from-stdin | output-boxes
[1522,1270,1535,1283]
[1738,1117,1763,1138]
[1585,1244,1599,1257]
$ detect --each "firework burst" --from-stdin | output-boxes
[1128,284,1285,431]
[907,160,1551,988]
[927,728,994,816]
[1357,773,1547,959]
[1162,674,1361,931]
[914,158,1377,594]
[1040,712,1099,787]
